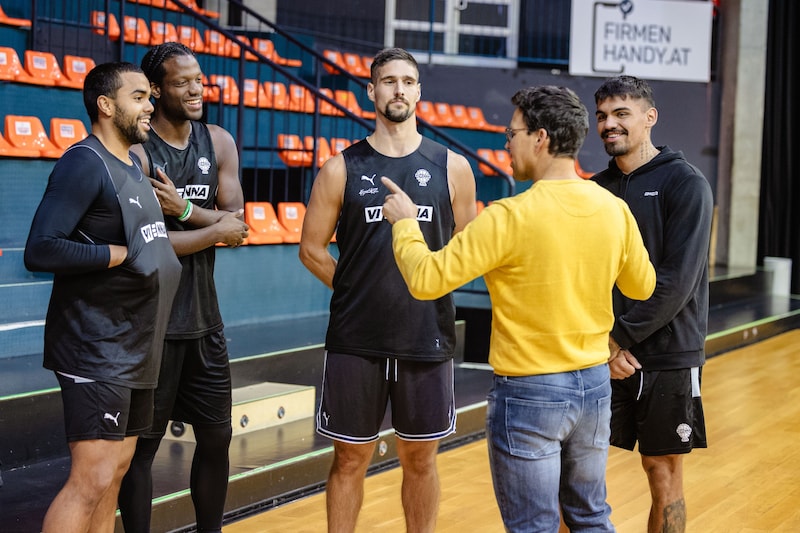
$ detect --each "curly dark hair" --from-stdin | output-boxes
[510,86,589,157]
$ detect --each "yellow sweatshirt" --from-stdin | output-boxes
[391,179,656,376]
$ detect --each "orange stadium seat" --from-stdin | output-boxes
[277,134,313,167]
[322,49,345,75]
[433,102,455,127]
[477,148,499,176]
[149,20,179,45]
[277,202,307,243]
[58,55,95,89]
[177,25,205,53]
[329,137,351,156]
[0,46,25,81]
[123,16,150,45]
[475,200,485,214]
[4,115,64,158]
[318,88,343,116]
[91,11,120,40]
[242,79,270,108]
[263,81,289,110]
[304,136,332,168]
[0,4,31,27]
[449,104,472,129]
[244,202,288,244]
[0,130,39,157]
[493,150,513,175]
[49,118,89,151]
[207,74,239,105]
[19,50,65,86]
[415,100,439,125]
[288,84,315,113]
[334,90,375,120]
[575,159,595,179]
[467,106,505,132]
[204,30,230,56]
[342,52,370,78]
[249,38,302,67]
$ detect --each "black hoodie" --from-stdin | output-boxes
[593,146,714,370]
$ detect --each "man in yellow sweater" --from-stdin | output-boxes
[382,85,656,532]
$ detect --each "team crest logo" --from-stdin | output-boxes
[415,168,431,187]
[676,423,692,442]
[197,157,211,175]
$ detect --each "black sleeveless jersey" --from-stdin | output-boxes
[142,122,222,338]
[34,135,181,388]
[325,137,456,361]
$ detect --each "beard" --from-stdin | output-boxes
[114,106,148,145]
[383,101,415,123]
[602,131,629,157]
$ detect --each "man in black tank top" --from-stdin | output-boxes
[118,44,248,533]
[25,63,181,533]
[300,48,477,531]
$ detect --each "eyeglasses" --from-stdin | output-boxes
[504,127,528,143]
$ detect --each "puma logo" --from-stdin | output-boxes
[104,412,121,427]
[129,196,142,209]
[361,174,376,186]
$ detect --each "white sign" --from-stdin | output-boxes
[569,0,713,82]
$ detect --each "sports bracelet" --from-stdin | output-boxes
[177,200,193,222]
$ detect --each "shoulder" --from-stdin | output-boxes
[205,123,235,148]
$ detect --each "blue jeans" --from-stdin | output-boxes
[486,364,615,533]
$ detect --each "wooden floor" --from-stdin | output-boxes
[224,330,800,532]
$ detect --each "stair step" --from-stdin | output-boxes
[164,381,316,441]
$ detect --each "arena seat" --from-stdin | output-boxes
[575,159,594,179]
[123,16,150,45]
[318,88,343,116]
[20,50,65,86]
[476,200,485,214]
[342,52,370,78]
[207,74,239,105]
[477,148,499,176]
[334,90,375,119]
[304,136,332,168]
[49,118,89,151]
[329,137,351,156]
[0,46,25,81]
[90,11,120,40]
[415,100,439,125]
[204,29,231,56]
[277,202,306,243]
[449,104,473,129]
[0,3,31,27]
[277,134,313,167]
[433,102,455,127]
[58,55,96,89]
[4,115,64,158]
[0,130,39,157]
[177,25,205,53]
[263,81,289,110]
[149,20,179,45]
[467,106,505,132]
[493,149,513,175]
[244,202,289,244]
[288,84,316,113]
[242,79,270,108]
[321,49,345,75]
[250,39,302,67]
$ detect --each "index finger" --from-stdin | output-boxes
[381,176,404,194]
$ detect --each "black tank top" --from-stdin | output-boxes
[325,137,456,361]
[142,122,222,338]
[43,136,182,387]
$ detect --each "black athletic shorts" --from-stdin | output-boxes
[317,351,456,443]
[56,372,154,442]
[610,367,707,455]
[143,329,232,438]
